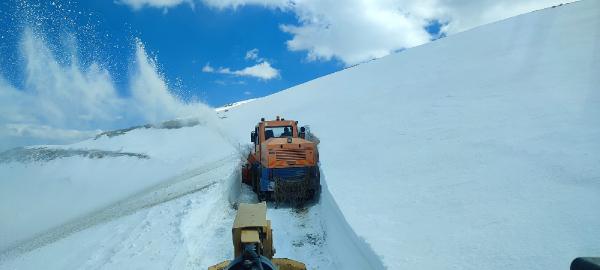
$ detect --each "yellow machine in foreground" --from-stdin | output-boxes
[209,202,306,270]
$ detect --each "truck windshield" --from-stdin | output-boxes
[265,126,293,139]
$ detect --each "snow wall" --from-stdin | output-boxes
[218,1,600,268]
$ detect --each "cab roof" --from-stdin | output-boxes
[255,117,298,128]
[258,120,297,127]
[233,202,268,229]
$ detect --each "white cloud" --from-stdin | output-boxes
[213,79,247,86]
[200,0,290,10]
[279,0,432,65]
[435,1,576,34]
[121,0,573,66]
[203,61,280,80]
[245,48,261,61]
[233,62,279,79]
[120,0,285,10]
[202,62,215,72]
[119,0,194,10]
[199,0,571,66]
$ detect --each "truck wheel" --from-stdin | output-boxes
[252,167,259,193]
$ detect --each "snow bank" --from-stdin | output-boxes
[318,174,386,270]
[218,1,600,268]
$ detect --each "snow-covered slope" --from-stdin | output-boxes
[1,1,599,270]
[0,119,238,252]
[218,1,600,269]
[215,99,257,112]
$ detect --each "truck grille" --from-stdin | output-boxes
[272,167,307,182]
[275,149,306,161]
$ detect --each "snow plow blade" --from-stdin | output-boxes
[208,261,230,270]
[208,259,305,270]
[272,258,307,270]
[273,175,319,204]
[207,202,306,270]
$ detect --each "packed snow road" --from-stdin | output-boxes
[0,154,236,259]
[0,156,337,270]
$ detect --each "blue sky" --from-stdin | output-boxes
[0,0,566,108]
[0,0,569,150]
[1,1,345,107]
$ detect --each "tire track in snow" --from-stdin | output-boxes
[230,184,337,270]
[77,209,154,270]
[0,154,383,270]
[0,154,237,259]
[75,162,238,270]
[176,181,235,270]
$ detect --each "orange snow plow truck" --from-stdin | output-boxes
[242,117,320,203]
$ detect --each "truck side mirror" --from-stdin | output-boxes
[251,131,256,143]
[299,127,306,139]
